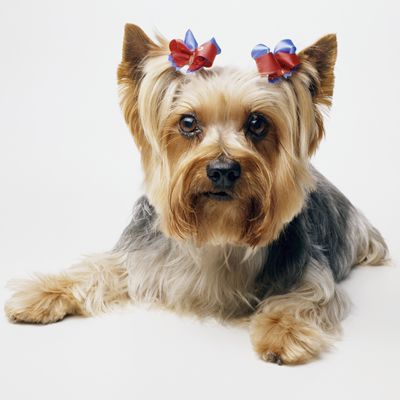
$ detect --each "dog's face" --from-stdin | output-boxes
[118,25,337,247]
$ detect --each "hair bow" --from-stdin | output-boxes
[168,30,221,73]
[251,39,301,82]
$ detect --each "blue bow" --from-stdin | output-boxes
[251,39,299,81]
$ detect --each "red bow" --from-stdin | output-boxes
[168,31,221,72]
[251,41,300,82]
[255,52,300,81]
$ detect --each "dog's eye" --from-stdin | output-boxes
[245,113,270,140]
[179,115,200,138]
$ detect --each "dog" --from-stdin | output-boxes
[4,24,388,365]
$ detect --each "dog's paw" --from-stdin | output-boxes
[250,311,333,365]
[5,276,80,324]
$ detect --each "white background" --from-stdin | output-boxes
[1,0,399,399]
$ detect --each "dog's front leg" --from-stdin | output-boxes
[250,261,349,365]
[5,252,129,324]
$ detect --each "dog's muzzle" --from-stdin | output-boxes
[206,157,241,190]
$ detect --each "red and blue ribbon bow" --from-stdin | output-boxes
[168,30,221,72]
[251,39,301,82]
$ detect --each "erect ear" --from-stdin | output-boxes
[118,23,159,82]
[299,34,337,106]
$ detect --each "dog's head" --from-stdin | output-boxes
[118,24,337,247]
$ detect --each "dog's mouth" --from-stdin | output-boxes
[203,191,233,201]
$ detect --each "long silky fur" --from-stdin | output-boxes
[4,27,389,364]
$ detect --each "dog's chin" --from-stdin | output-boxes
[202,190,234,202]
[187,192,247,245]
[167,191,268,247]
[193,189,249,214]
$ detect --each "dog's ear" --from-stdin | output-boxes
[118,23,159,82]
[299,34,337,107]
[118,24,175,164]
[118,24,160,157]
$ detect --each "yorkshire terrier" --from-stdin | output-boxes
[5,24,388,365]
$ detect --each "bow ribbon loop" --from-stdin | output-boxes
[251,39,300,82]
[169,30,221,72]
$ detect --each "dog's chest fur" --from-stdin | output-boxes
[115,199,266,319]
[114,170,384,320]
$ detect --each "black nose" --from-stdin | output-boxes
[206,158,241,189]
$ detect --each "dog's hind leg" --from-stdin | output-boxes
[4,252,129,324]
[351,210,389,267]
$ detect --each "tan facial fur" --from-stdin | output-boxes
[118,25,337,247]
